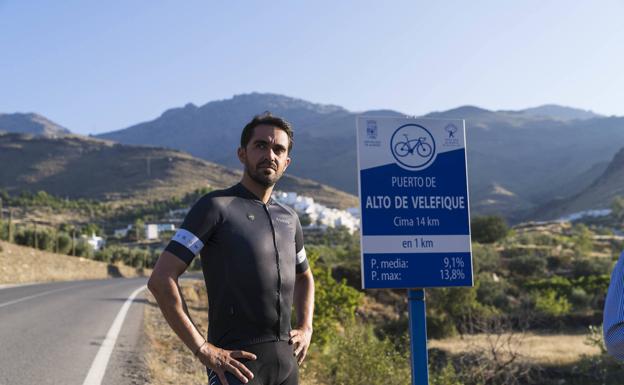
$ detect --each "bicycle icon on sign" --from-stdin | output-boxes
[390,123,436,170]
[393,134,433,158]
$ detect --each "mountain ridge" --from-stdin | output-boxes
[0,132,358,209]
[0,113,71,136]
[4,94,623,221]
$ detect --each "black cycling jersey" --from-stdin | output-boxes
[165,183,309,348]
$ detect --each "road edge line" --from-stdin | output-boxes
[82,285,146,385]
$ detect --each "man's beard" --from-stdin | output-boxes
[244,159,284,187]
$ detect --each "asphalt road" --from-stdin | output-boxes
[0,278,149,385]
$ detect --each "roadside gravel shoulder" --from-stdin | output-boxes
[143,279,208,385]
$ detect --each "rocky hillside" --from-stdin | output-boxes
[534,147,624,220]
[0,133,358,209]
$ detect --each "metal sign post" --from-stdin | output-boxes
[409,289,429,385]
[356,116,473,385]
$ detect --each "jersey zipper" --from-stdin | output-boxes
[264,203,282,341]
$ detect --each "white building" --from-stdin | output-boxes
[84,233,105,251]
[157,223,176,232]
[145,224,159,240]
[113,223,175,240]
[272,191,360,233]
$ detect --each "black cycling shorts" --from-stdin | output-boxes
[207,341,298,385]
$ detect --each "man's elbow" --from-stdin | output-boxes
[147,270,170,297]
[147,273,160,295]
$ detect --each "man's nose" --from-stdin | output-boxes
[267,147,278,160]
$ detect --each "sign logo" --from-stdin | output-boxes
[445,124,457,138]
[390,124,436,170]
[366,120,378,139]
[443,123,460,147]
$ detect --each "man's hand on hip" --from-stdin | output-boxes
[197,342,257,384]
[289,327,312,365]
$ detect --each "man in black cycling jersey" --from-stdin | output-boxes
[148,113,315,385]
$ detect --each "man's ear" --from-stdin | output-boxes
[284,156,291,171]
[237,147,246,164]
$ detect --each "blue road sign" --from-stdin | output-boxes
[356,117,473,289]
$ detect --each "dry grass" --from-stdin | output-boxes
[0,240,148,285]
[143,280,211,385]
[429,332,601,366]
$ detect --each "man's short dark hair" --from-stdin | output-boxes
[240,112,294,153]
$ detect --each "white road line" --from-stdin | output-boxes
[82,285,146,385]
[0,284,84,308]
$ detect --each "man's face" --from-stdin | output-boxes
[238,124,291,187]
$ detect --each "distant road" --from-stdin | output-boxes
[0,278,149,385]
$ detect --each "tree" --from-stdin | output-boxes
[471,215,509,244]
[134,218,145,241]
[611,196,624,222]
[306,249,362,346]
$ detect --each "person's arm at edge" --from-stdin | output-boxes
[289,267,314,365]
[147,251,256,384]
[604,251,624,360]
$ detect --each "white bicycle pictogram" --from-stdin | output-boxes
[393,134,433,158]
[390,123,436,170]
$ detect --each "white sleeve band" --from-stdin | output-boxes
[172,229,204,256]
[296,247,307,264]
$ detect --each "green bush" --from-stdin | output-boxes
[426,311,457,339]
[428,286,497,336]
[431,362,462,385]
[56,233,72,254]
[507,253,547,277]
[476,273,510,310]
[74,240,94,258]
[533,289,571,317]
[314,322,410,385]
[571,257,612,278]
[14,227,55,251]
[472,243,501,273]
[308,249,362,346]
[471,216,509,244]
[571,223,593,254]
[569,287,592,310]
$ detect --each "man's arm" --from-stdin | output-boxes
[289,268,314,365]
[148,251,256,384]
[604,252,624,359]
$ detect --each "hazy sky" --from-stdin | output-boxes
[2,1,623,135]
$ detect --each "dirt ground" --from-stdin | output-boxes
[429,332,601,366]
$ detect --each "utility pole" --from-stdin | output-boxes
[8,209,13,243]
[71,228,76,256]
[53,227,58,254]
